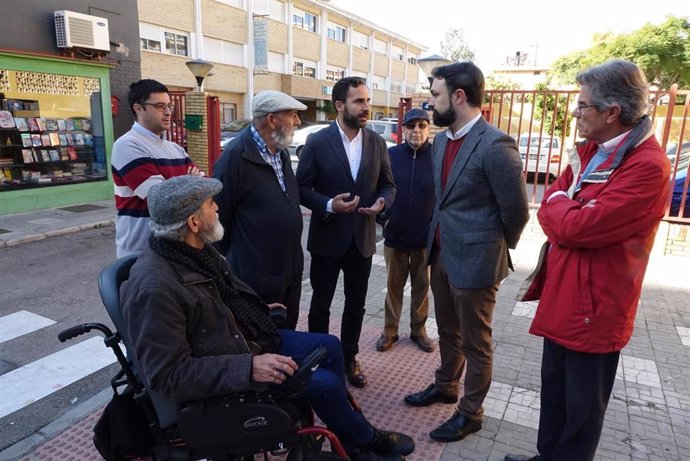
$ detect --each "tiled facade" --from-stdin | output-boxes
[137,0,426,121]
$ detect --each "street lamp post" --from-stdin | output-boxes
[185,59,214,91]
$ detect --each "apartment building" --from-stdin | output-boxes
[137,0,426,123]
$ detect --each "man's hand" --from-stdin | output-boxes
[358,197,385,215]
[187,165,206,177]
[332,193,360,213]
[267,303,287,310]
[252,354,298,384]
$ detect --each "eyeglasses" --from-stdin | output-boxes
[573,103,599,114]
[404,122,429,130]
[140,102,175,112]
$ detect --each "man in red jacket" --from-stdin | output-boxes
[506,60,671,461]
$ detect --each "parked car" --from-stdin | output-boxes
[667,142,690,215]
[366,120,399,144]
[287,123,330,158]
[379,117,398,123]
[518,133,562,180]
[220,119,252,150]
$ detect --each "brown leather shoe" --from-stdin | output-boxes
[376,334,399,352]
[410,334,434,353]
[346,358,367,388]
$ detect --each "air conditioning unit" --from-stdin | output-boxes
[54,10,110,52]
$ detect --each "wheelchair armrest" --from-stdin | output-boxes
[269,306,287,326]
[282,346,327,397]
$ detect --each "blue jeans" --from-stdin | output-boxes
[278,329,373,449]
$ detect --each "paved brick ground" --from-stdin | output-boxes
[1,204,689,461]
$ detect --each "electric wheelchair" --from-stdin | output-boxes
[58,256,352,460]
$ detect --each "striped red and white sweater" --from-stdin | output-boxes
[111,122,195,258]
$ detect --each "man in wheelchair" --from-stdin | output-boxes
[120,175,415,461]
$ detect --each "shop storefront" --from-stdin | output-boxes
[0,51,113,214]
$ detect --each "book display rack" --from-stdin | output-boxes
[0,97,105,190]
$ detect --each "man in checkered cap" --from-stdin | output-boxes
[213,90,307,330]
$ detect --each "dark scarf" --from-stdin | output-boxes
[149,235,281,353]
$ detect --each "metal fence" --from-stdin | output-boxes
[483,85,690,223]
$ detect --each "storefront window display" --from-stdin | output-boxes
[0,68,107,190]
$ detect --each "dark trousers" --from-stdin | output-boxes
[278,330,372,449]
[281,274,303,330]
[429,248,497,420]
[537,338,620,461]
[308,240,372,359]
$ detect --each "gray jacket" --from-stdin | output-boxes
[428,117,529,289]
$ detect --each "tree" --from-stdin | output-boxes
[551,16,690,88]
[440,28,476,62]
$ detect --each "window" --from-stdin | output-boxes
[326,67,345,82]
[293,59,316,78]
[268,0,286,22]
[406,83,417,94]
[220,103,237,125]
[352,71,367,84]
[304,13,317,33]
[408,55,418,65]
[140,38,161,52]
[202,36,244,66]
[292,10,317,33]
[373,38,387,55]
[372,75,387,91]
[391,45,403,61]
[164,32,189,56]
[390,79,402,93]
[327,22,346,43]
[352,30,369,49]
[268,52,285,73]
[140,23,190,57]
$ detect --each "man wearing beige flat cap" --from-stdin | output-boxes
[213,90,307,330]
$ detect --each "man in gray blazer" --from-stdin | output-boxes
[404,62,529,442]
[296,76,396,388]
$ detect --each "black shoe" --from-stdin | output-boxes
[404,383,457,407]
[376,334,399,352]
[504,455,540,461]
[429,411,482,442]
[350,450,404,461]
[410,334,434,353]
[365,427,415,456]
[346,358,368,388]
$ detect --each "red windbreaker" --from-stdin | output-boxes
[528,136,670,353]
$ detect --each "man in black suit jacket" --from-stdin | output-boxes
[296,77,396,388]
[404,62,529,442]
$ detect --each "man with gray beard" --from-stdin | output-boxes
[213,90,307,330]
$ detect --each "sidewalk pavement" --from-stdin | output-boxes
[1,204,689,460]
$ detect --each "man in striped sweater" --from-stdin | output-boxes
[111,79,204,258]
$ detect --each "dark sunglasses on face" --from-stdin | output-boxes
[404,122,429,130]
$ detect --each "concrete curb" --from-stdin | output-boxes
[0,219,114,249]
[0,388,111,461]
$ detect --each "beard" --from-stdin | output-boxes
[271,124,294,150]
[342,107,367,130]
[432,106,457,127]
[199,215,225,244]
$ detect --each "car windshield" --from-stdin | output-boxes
[222,120,250,132]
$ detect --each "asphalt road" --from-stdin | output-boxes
[0,226,119,450]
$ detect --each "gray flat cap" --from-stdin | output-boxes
[252,90,307,118]
[147,175,222,226]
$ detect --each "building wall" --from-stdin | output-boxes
[201,1,247,43]
[135,0,425,124]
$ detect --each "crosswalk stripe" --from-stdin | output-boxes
[0,310,55,344]
[0,336,116,419]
